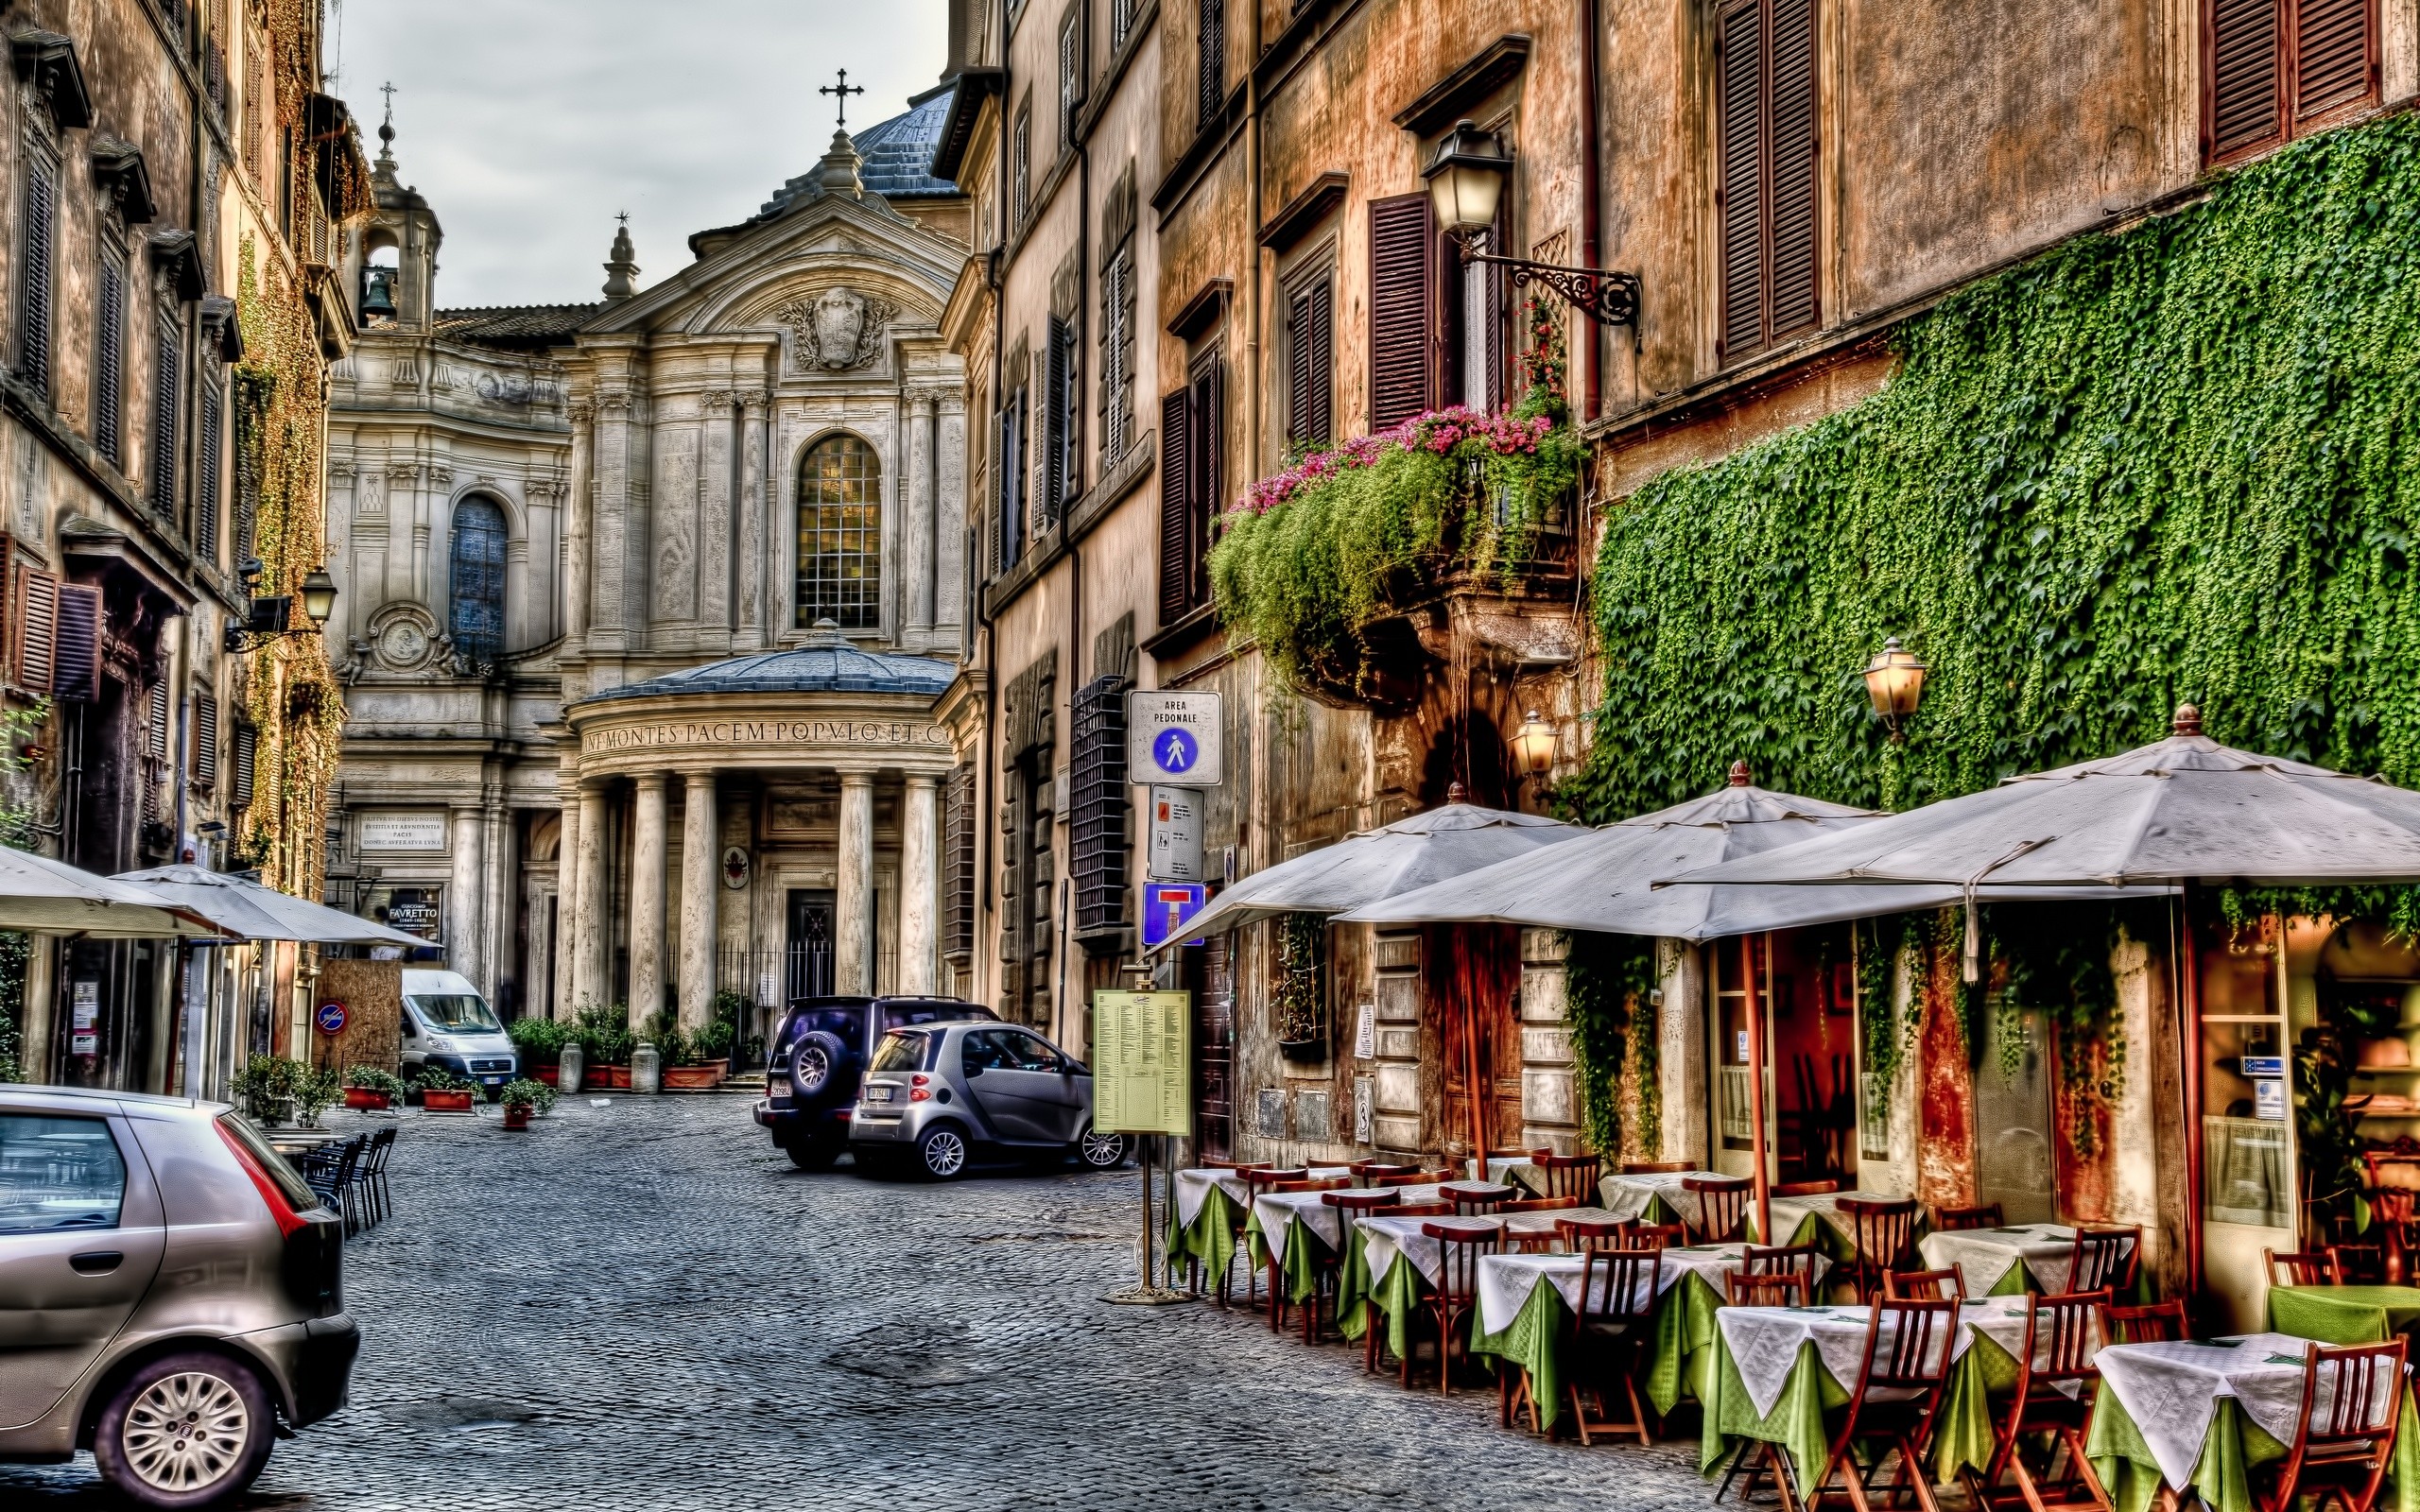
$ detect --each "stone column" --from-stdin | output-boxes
[565,406,593,641]
[907,390,938,636]
[836,773,874,995]
[553,791,579,1019]
[679,770,718,1031]
[483,800,513,1004]
[630,773,669,1027]
[899,774,940,994]
[572,782,609,1013]
[448,804,486,988]
[740,389,771,646]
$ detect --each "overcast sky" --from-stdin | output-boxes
[328,0,952,310]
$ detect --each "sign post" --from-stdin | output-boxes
[1093,988,1193,1303]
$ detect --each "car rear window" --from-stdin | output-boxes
[0,1114,126,1232]
[869,1030,931,1073]
[878,1003,993,1033]
[216,1113,319,1212]
[780,1008,866,1057]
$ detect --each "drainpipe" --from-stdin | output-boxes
[1244,0,1263,486]
[1061,1,1092,1049]
[977,0,1012,1015]
[1579,0,1603,421]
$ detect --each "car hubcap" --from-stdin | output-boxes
[925,1132,965,1176]
[123,1372,248,1492]
[1082,1130,1122,1167]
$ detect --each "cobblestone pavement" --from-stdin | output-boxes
[4,1094,1717,1509]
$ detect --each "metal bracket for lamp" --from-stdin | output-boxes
[1448,227,1641,327]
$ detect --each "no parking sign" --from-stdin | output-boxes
[315,1001,349,1037]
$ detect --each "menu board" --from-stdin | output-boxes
[1092,990,1191,1135]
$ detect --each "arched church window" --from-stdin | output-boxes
[449,495,508,664]
[361,231,400,323]
[796,434,881,630]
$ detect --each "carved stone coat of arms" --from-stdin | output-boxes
[778,287,896,372]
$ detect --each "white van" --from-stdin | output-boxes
[399,969,518,1090]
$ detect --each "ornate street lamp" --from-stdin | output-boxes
[299,567,338,627]
[1862,637,1927,742]
[1424,119,1640,327]
[224,561,340,651]
[1511,709,1559,780]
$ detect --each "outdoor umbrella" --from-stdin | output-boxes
[1143,790,1582,954]
[0,848,213,937]
[114,865,427,947]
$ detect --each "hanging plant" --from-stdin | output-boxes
[1273,912,1327,1056]
[1564,931,1659,1160]
[1855,912,1921,1089]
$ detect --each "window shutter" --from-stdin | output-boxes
[1061,12,1081,145]
[1369,196,1436,429]
[1306,277,1334,444]
[1768,0,1821,343]
[193,690,217,789]
[1189,362,1221,610]
[151,315,182,517]
[196,375,221,561]
[19,156,54,397]
[52,583,100,702]
[1286,286,1314,446]
[1044,320,1070,526]
[942,762,976,960]
[1158,388,1192,624]
[1069,676,1131,934]
[1718,0,1769,362]
[18,569,57,694]
[1482,217,1507,411]
[1198,0,1226,132]
[232,724,256,812]
[2211,0,2283,159]
[96,257,127,468]
[2296,0,2374,123]
[147,679,169,763]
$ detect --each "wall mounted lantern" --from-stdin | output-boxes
[1511,709,1559,781]
[1424,119,1641,327]
[1862,637,1927,741]
[225,560,339,652]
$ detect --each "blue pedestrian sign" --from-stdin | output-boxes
[1127,691,1222,787]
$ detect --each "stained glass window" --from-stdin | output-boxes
[449,496,507,664]
[796,435,881,630]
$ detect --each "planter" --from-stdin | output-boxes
[501,1102,532,1130]
[661,1065,724,1091]
[1277,1038,1329,1065]
[343,1088,392,1111]
[591,1064,631,1090]
[422,1090,475,1113]
[533,1063,561,1088]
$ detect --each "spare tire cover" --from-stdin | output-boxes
[791,1030,849,1100]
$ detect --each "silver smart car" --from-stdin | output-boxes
[0,1086,357,1507]
[848,1022,1128,1179]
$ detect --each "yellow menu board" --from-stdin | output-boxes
[1092,990,1191,1135]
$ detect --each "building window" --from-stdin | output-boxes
[1198,0,1226,135]
[1012,100,1033,226]
[1368,195,1436,430]
[996,387,1026,572]
[942,762,977,963]
[1059,10,1083,153]
[1043,317,1079,530]
[449,495,508,663]
[795,434,882,630]
[195,368,222,563]
[1716,0,1821,365]
[1099,242,1137,461]
[95,244,129,469]
[149,306,182,518]
[16,151,56,400]
[1157,355,1220,624]
[2207,0,2377,163]
[1284,271,1334,448]
[1069,675,1131,936]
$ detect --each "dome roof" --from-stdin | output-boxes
[578,627,956,704]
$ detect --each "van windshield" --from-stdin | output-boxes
[409,993,502,1034]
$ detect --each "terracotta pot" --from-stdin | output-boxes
[343,1088,392,1111]
[592,1064,631,1090]
[502,1102,532,1130]
[533,1064,561,1088]
[423,1089,475,1112]
[661,1065,723,1091]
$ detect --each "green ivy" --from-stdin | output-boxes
[1855,913,1922,1089]
[1569,112,2420,828]
[2219,885,2420,940]
[1564,931,1660,1160]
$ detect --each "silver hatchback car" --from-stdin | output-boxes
[849,1022,1128,1179]
[0,1086,357,1507]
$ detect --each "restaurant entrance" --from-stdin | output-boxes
[1711,931,1858,1189]
[1432,924,1522,1160]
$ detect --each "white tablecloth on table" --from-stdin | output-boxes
[1718,1298,2029,1418]
[1170,1166,1351,1228]
[1501,1205,1627,1242]
[1598,1170,1726,1222]
[1252,1183,1445,1263]
[1765,1190,1910,1247]
[1917,1224,2132,1297]
[2095,1334,2390,1489]
[1357,1213,1505,1289]
[1473,1240,1835,1335]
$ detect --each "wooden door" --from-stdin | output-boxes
[1430,925,1523,1161]
[1189,934,1235,1161]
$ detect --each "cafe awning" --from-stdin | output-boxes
[0,849,211,937]
[113,865,427,947]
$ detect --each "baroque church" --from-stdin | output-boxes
[322,79,973,1041]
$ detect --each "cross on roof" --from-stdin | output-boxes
[380,80,397,116]
[820,69,866,129]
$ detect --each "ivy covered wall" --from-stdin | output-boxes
[1570,112,2420,825]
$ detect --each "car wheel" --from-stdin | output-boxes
[791,1031,847,1099]
[93,1350,274,1510]
[786,1133,842,1171]
[1078,1125,1128,1171]
[915,1124,971,1180]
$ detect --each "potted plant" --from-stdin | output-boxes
[342,1065,406,1110]
[498,1077,556,1129]
[233,1055,304,1126]
[509,1016,569,1087]
[416,1067,478,1112]
[576,1004,635,1090]
[644,1011,721,1091]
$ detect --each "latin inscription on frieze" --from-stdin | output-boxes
[580,719,951,755]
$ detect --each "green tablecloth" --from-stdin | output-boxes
[1337,1230,1429,1363]
[2269,1283,2420,1344]
[1467,1266,1730,1432]
[1240,1209,1331,1305]
[1747,1211,1859,1265]
[1166,1184,1245,1288]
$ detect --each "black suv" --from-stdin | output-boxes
[752,995,996,1168]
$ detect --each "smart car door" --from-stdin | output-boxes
[1002,1032,1089,1142]
[960,1029,1055,1143]
[0,1111,168,1431]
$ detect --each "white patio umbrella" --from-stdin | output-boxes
[0,846,212,937]
[113,865,428,947]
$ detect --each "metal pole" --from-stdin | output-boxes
[1744,933,1773,1247]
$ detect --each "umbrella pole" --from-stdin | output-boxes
[1744,933,1773,1246]
[1467,977,1488,1173]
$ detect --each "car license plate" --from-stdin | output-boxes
[864,1085,895,1103]
[481,1075,506,1086]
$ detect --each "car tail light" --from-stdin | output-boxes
[216,1121,310,1239]
[910,1074,932,1103]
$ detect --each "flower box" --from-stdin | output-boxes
[532,1064,561,1088]
[343,1087,392,1111]
[422,1089,475,1112]
[662,1065,723,1091]
[590,1064,631,1091]
[501,1102,532,1130]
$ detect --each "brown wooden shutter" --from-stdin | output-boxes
[18,569,57,695]
[52,583,100,701]
[19,156,54,398]
[96,256,127,468]
[2295,0,2375,123]
[1044,318,1070,525]
[1369,196,1436,429]
[2210,0,2283,160]
[1769,0,1820,343]
[1306,277,1333,444]
[196,374,221,562]
[1158,388,1192,623]
[1717,0,1768,362]
[1198,0,1225,132]
[193,690,218,789]
[151,314,182,517]
[232,724,256,812]
[147,679,169,763]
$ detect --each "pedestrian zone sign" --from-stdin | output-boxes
[1093,990,1191,1136]
[1141,883,1207,949]
[1127,691,1222,786]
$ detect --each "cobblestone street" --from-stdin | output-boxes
[4,1094,1709,1510]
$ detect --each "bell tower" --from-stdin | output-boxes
[346,85,443,333]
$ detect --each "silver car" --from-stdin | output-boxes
[0,1086,357,1507]
[849,1022,1128,1179]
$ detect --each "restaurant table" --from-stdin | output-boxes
[1485,1156,1549,1196]
[1699,1297,2034,1495]
[1165,1165,1351,1287]
[1337,1213,1506,1363]
[1468,1241,1836,1431]
[1246,1183,1445,1304]
[1760,1190,1916,1260]
[2086,1332,2420,1512]
[1599,1170,1724,1228]
[1917,1223,2136,1297]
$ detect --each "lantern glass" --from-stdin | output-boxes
[300,567,338,627]
[1862,637,1927,719]
[1422,119,1509,237]
[1511,711,1557,776]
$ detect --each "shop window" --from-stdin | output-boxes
[794,434,881,630]
[2200,915,2290,1229]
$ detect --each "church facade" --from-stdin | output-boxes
[324,87,973,1042]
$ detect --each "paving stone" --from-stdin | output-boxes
[2,1095,1717,1509]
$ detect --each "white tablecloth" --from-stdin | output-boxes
[1501,1205,1626,1242]
[1718,1298,2028,1418]
[1170,1166,1351,1228]
[1917,1224,2133,1297]
[1766,1190,1910,1247]
[1253,1183,1444,1263]
[1358,1213,1504,1289]
[1598,1170,1726,1222]
[1473,1240,1834,1335]
[2095,1334,2391,1489]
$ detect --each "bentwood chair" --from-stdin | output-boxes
[1684,1174,1753,1245]
[1499,1195,1582,1252]
[1391,1199,1454,1217]
[2069,1225,2140,1295]
[1726,1270,1807,1307]
[1415,1222,1503,1395]
[2101,1298,2188,1345]
[2249,1338,2410,1512]
[1885,1267,1967,1302]
[1558,1215,1632,1253]
[1374,1170,1454,1189]
[1630,1222,1687,1252]
[1350,1160,1419,1185]
[1806,1298,1959,1512]
[2266,1248,2344,1287]
[1321,1189,1400,1350]
[1839,1194,1922,1302]
[2331,1244,2389,1285]
[1934,1202,2003,1231]
[1747,1244,1826,1301]
[1619,1160,1695,1175]
[1446,1182,1520,1216]
[1967,1291,2114,1512]
[1530,1149,1603,1202]
[1771,1177,1844,1197]
[1562,1244,1664,1445]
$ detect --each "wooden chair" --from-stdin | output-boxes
[1372,1170,1443,1189]
[1685,1174,1754,1245]
[1631,1222,1687,1251]
[1967,1291,2114,1512]
[1197,1159,1270,1172]
[2267,1248,2344,1287]
[2249,1338,2409,1512]
[1839,1194,1922,1302]
[1620,1160,1695,1175]
[1559,1215,1632,1253]
[2331,1244,2389,1286]
[2069,1225,2140,1295]
[1392,1199,1454,1216]
[1772,1177,1844,1197]
[1934,1202,2003,1231]
[1447,1181,1520,1216]
[1499,1195,1582,1252]
[1530,1149,1603,1202]
[1885,1267,1967,1302]
[1322,1190,1400,1355]
[1564,1245,1665,1445]
[1350,1160,1419,1184]
[2102,1298,2188,1345]
[1805,1297,1959,1512]
[1726,1269,1807,1307]
[1267,1177,1348,1193]
[1748,1244,1827,1303]
[1415,1222,1503,1394]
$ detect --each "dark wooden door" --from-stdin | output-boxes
[1430,924,1523,1161]
[1189,933,1235,1161]
[785,890,835,1002]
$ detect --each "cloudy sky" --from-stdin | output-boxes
[328,0,952,309]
